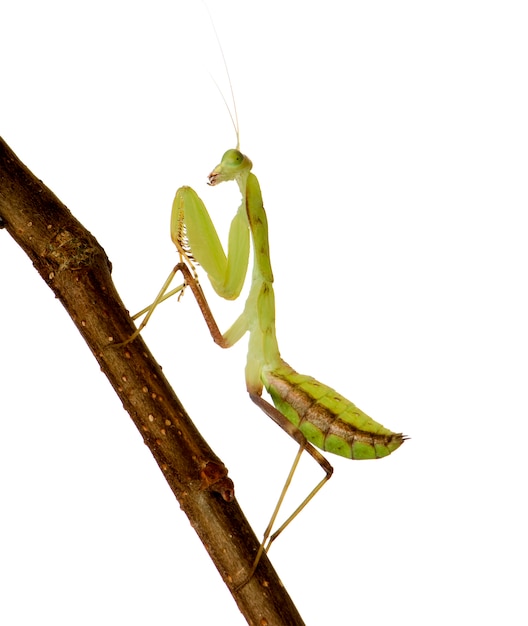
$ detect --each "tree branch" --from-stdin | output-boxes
[0,136,305,626]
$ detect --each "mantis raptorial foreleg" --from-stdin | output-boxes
[125,179,250,346]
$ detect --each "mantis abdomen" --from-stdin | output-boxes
[263,361,405,460]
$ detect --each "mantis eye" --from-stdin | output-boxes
[222,149,244,167]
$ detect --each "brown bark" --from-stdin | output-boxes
[0,136,305,626]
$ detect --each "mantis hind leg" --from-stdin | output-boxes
[243,393,333,582]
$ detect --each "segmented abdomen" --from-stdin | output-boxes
[263,361,405,460]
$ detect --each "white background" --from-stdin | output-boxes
[1,1,527,624]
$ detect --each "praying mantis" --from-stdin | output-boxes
[125,23,405,579]
[127,140,406,576]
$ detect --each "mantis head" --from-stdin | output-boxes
[208,149,253,187]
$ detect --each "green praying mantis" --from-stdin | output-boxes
[127,141,405,575]
[125,32,405,579]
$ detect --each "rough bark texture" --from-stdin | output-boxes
[0,136,305,626]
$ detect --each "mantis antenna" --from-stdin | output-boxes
[204,3,240,149]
